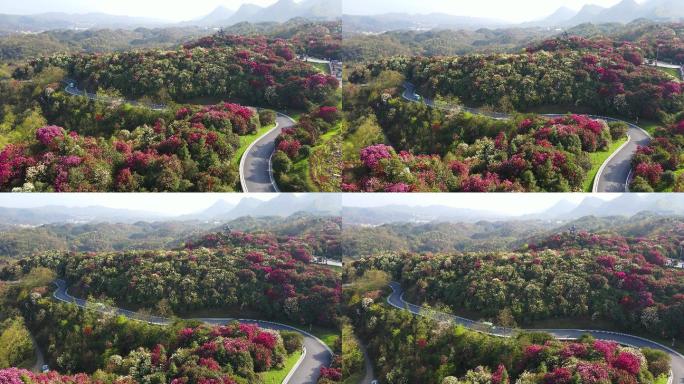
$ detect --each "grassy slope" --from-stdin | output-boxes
[310,61,331,75]
[260,349,303,384]
[656,66,681,80]
[583,136,629,192]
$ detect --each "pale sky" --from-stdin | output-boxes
[0,193,279,215]
[0,0,286,22]
[343,0,646,23]
[342,194,622,215]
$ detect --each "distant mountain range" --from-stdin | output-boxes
[342,13,508,34]
[342,0,684,33]
[344,194,684,225]
[0,195,340,226]
[531,0,684,27]
[0,0,341,32]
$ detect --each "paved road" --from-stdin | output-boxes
[401,82,652,192]
[239,113,295,192]
[316,258,343,267]
[387,282,684,384]
[52,279,332,384]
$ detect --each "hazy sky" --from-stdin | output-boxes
[0,0,286,22]
[0,194,279,215]
[343,0,645,22]
[342,194,621,215]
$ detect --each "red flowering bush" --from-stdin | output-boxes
[543,367,572,384]
[320,367,342,381]
[36,125,65,146]
[613,351,641,375]
[360,144,393,170]
[0,101,265,191]
[277,139,302,159]
[634,162,664,186]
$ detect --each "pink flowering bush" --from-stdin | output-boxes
[342,112,612,192]
[613,351,641,375]
[36,125,65,146]
[360,144,393,170]
[0,101,264,191]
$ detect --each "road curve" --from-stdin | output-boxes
[240,113,296,193]
[387,282,684,384]
[52,279,332,384]
[401,82,651,193]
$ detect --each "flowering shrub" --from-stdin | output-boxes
[613,351,642,375]
[342,112,610,192]
[630,117,684,191]
[351,229,684,342]
[320,367,342,381]
[350,295,662,384]
[28,35,339,109]
[24,229,340,326]
[5,314,291,384]
[0,101,266,191]
[360,144,393,170]
[35,125,65,146]
[272,106,342,192]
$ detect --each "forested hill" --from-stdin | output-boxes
[0,214,341,259]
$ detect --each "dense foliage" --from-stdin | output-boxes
[349,35,684,120]
[21,297,296,383]
[0,27,208,62]
[20,39,339,109]
[346,293,670,384]
[342,28,553,63]
[342,96,619,191]
[630,113,684,192]
[272,106,343,191]
[10,230,340,326]
[347,229,684,340]
[341,220,550,259]
[184,22,341,61]
[0,101,266,191]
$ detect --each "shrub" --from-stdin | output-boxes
[609,121,629,141]
[259,110,277,126]
[272,151,293,174]
[280,331,303,354]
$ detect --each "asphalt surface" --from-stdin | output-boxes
[387,282,684,384]
[401,82,652,193]
[52,279,332,384]
[240,113,296,192]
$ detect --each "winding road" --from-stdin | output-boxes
[401,82,652,192]
[239,113,296,192]
[52,279,332,384]
[387,282,684,384]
